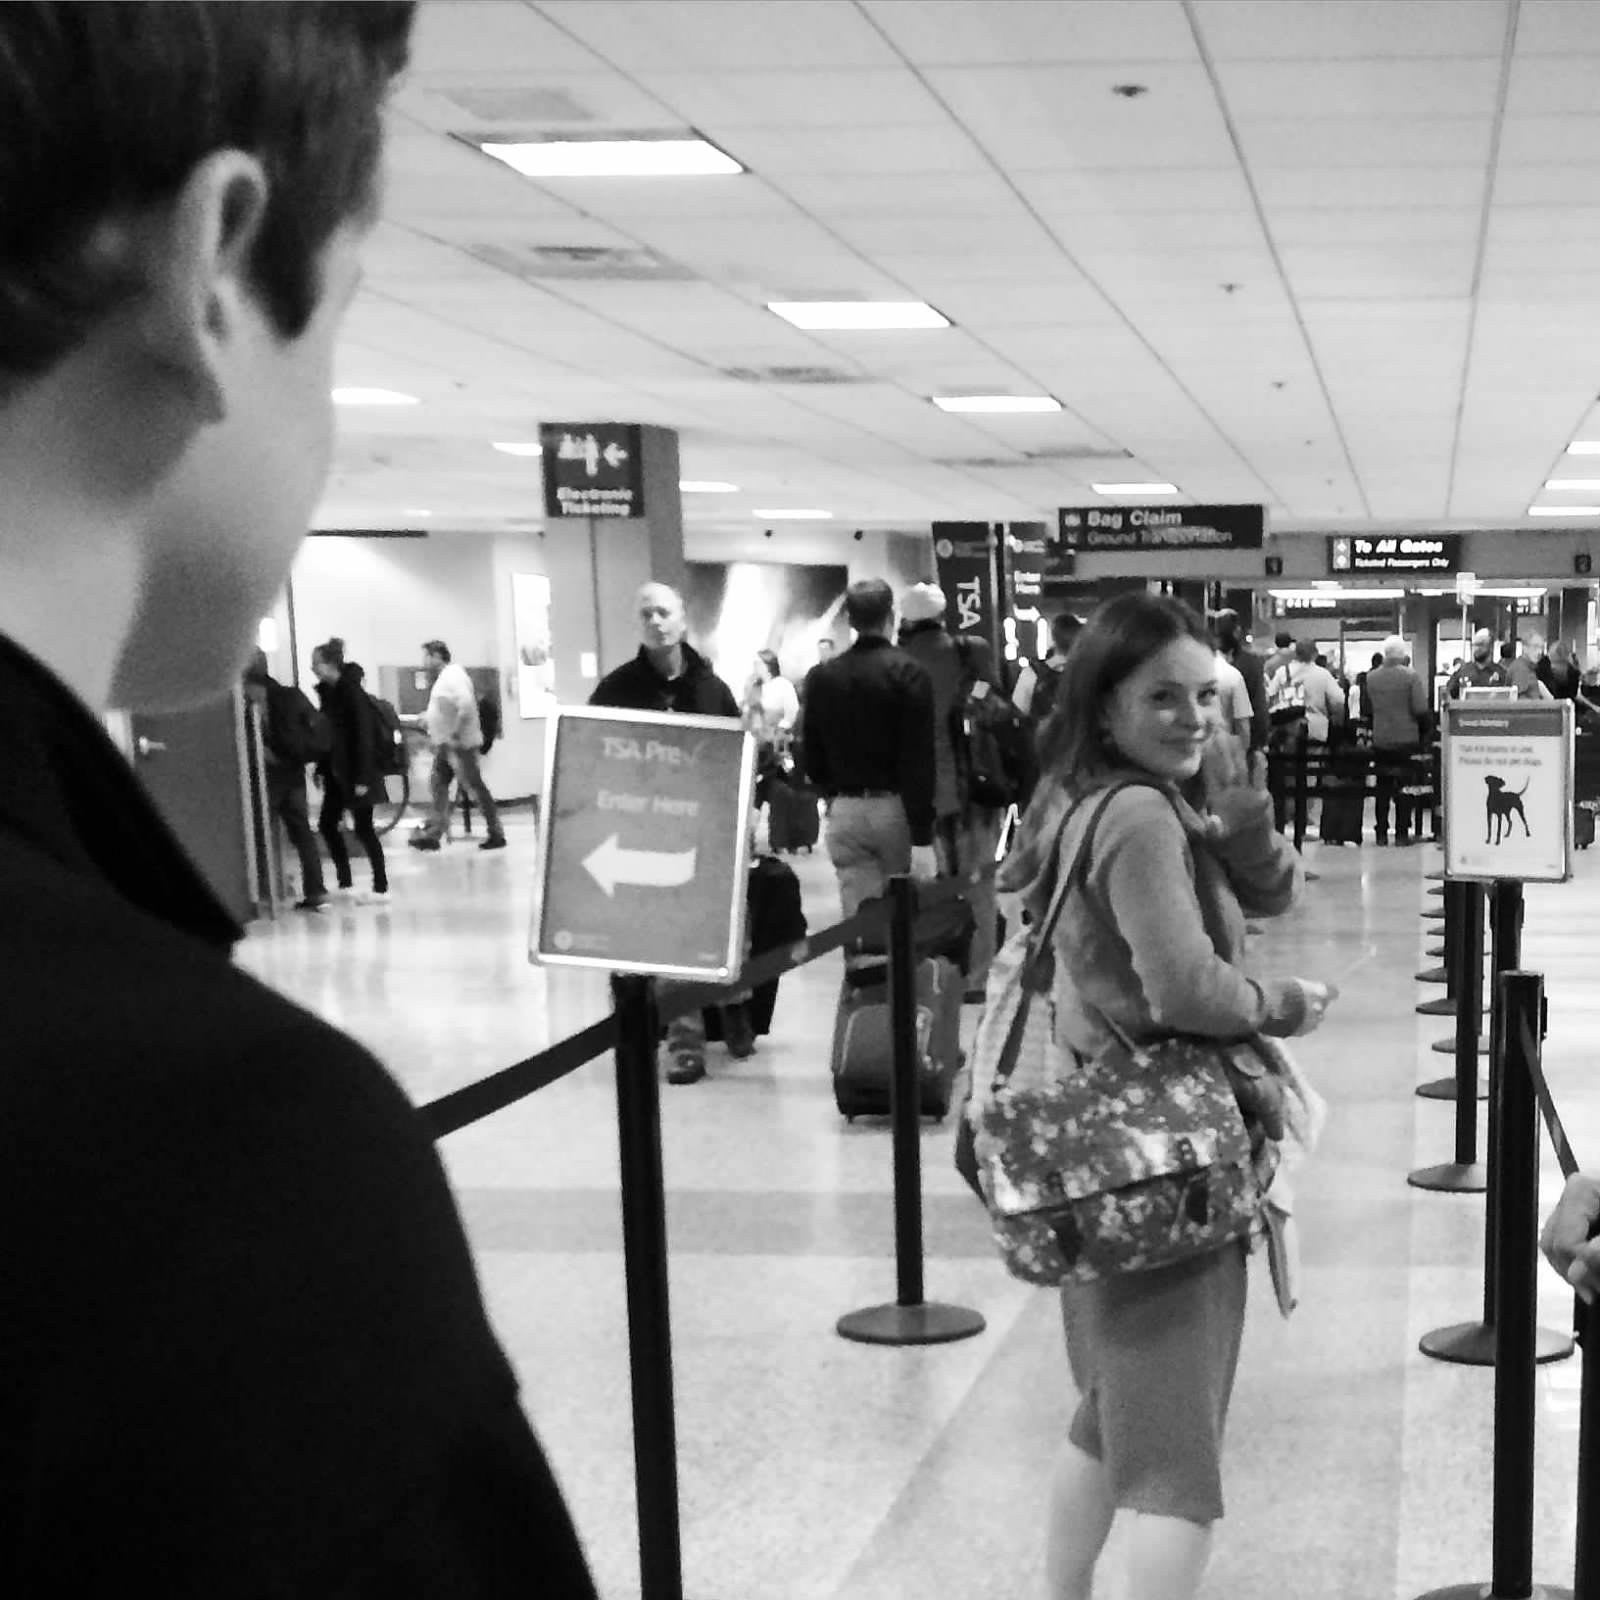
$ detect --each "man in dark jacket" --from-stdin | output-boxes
[243,649,329,911]
[590,581,754,1083]
[800,579,939,916]
[1213,609,1271,778]
[0,6,598,1594]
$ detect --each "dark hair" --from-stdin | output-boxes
[957,633,1000,688]
[755,648,781,680]
[1500,641,1517,661]
[243,647,269,685]
[1051,612,1083,650]
[1274,631,1293,650]
[844,579,894,634]
[312,635,346,668]
[0,2,414,385]
[1371,652,1384,669]
[1036,592,1211,789]
[423,639,451,663]
[1212,608,1242,652]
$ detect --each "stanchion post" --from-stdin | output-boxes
[1576,1294,1600,1600]
[837,877,987,1348]
[1484,882,1524,1328]
[1491,972,1542,1599]
[1415,971,1571,1600]
[1293,726,1309,853]
[888,875,925,1308]
[611,974,686,1600]
[1410,883,1487,1188]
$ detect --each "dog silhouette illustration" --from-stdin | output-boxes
[1484,775,1531,845]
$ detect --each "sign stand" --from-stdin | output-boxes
[612,974,689,1600]
[837,878,987,1348]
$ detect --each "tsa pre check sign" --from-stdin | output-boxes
[1443,701,1574,884]
[531,708,756,980]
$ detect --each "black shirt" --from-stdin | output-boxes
[798,634,937,845]
[0,634,597,1597]
[589,642,739,717]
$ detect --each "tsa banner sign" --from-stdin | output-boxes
[1443,702,1574,884]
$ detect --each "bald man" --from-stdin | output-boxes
[590,583,746,1083]
[1447,628,1509,698]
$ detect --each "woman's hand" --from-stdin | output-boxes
[1293,979,1338,1035]
[1200,731,1272,839]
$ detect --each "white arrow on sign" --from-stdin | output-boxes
[603,442,629,468]
[583,833,696,897]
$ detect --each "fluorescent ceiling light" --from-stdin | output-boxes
[491,441,541,457]
[1567,442,1600,455]
[752,508,832,520]
[332,387,418,407]
[1529,505,1600,516]
[1417,586,1548,598]
[480,137,741,179]
[932,395,1061,414]
[1545,479,1600,490]
[767,301,950,331]
[1270,588,1397,603]
[1091,481,1179,495]
[402,508,433,517]
[680,481,739,493]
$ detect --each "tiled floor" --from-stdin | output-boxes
[236,811,1600,1599]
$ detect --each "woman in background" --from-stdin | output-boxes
[311,638,389,903]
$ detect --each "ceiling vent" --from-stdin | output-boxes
[936,456,1024,471]
[471,242,694,282]
[722,364,870,385]
[1024,446,1134,463]
[438,89,597,124]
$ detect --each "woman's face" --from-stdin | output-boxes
[1102,636,1219,783]
[754,656,773,682]
[312,655,339,686]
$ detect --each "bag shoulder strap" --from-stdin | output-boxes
[991,777,1157,1087]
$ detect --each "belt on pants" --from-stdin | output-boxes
[832,787,896,800]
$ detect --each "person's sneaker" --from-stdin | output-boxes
[666,1054,706,1085]
[408,833,441,852]
[722,1004,756,1060]
[361,888,391,905]
[294,895,329,913]
[479,835,508,851]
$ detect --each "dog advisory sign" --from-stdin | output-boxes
[1442,700,1574,883]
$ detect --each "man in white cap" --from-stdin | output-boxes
[1446,627,1508,698]
[1366,635,1432,845]
[898,582,966,853]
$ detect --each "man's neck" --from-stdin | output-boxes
[647,643,686,680]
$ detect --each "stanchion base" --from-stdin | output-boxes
[1407,1161,1487,1194]
[1415,965,1450,985]
[1426,885,1444,897]
[1425,943,1445,957]
[1418,1320,1576,1367]
[1305,868,1321,882]
[1414,1583,1571,1600]
[1416,995,1456,1015]
[1422,908,1447,920]
[1431,1035,1488,1055]
[1416,1076,1489,1101]
[837,1301,987,1347]
[1425,870,1447,881]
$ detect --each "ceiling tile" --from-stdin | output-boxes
[1498,116,1600,165]
[1192,0,1509,61]
[408,3,608,75]
[1252,166,1488,207]
[861,0,1196,65]
[627,68,946,130]
[1519,0,1600,56]
[1217,58,1503,120]
[1504,56,1600,118]
[1238,116,1494,168]
[724,123,990,176]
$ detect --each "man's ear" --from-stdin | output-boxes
[135,150,270,423]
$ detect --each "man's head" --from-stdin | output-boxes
[422,640,450,674]
[637,583,687,653]
[1473,627,1494,662]
[897,582,946,632]
[1294,638,1317,664]
[844,578,895,638]
[1500,640,1518,663]
[1210,608,1242,654]
[1052,612,1084,657]
[0,3,414,710]
[1382,636,1407,664]
[1274,632,1293,651]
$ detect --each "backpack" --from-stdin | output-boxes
[478,694,501,756]
[1268,662,1307,725]
[365,693,407,776]
[953,643,1036,812]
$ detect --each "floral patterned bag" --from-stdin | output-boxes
[959,781,1265,1287]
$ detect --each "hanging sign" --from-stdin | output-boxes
[1330,534,1462,575]
[1056,504,1264,551]
[531,708,755,978]
[1442,700,1574,884]
[932,522,999,649]
[540,422,645,519]
[1003,522,1050,618]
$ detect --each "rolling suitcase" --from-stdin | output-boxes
[1317,749,1366,845]
[766,773,820,854]
[830,954,964,1122]
[1577,801,1597,851]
